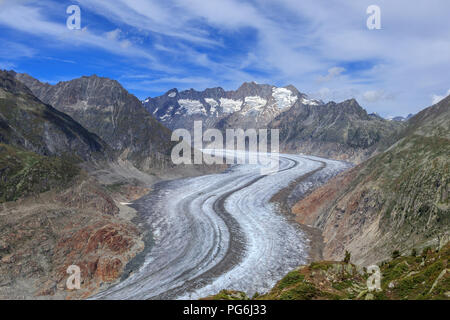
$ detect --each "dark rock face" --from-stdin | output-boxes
[0,70,109,162]
[143,81,321,132]
[15,73,173,171]
[270,99,406,163]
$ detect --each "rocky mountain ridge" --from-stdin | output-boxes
[144,82,405,164]
[143,81,322,131]
[0,71,154,299]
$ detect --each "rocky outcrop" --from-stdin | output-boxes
[292,96,450,265]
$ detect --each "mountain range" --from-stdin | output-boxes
[387,113,414,122]
[271,98,406,162]
[145,81,405,163]
[143,81,322,132]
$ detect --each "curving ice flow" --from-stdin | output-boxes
[93,150,348,300]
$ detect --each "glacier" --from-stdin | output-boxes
[92,150,348,300]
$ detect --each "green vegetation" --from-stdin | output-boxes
[379,244,449,299]
[277,270,305,289]
[104,181,127,193]
[344,250,351,263]
[0,143,79,202]
[202,290,249,300]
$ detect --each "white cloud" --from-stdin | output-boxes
[362,90,395,103]
[120,40,132,49]
[317,67,345,83]
[0,61,16,70]
[312,87,359,103]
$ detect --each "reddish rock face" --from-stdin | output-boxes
[292,166,359,225]
[51,220,142,298]
[95,257,123,282]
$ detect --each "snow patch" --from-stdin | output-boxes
[220,98,242,113]
[272,87,298,109]
[301,97,320,106]
[168,92,177,98]
[205,98,219,108]
[178,99,206,115]
[241,96,267,115]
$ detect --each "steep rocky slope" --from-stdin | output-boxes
[143,81,321,131]
[292,96,450,265]
[270,99,405,163]
[0,71,109,162]
[206,243,449,300]
[14,72,173,172]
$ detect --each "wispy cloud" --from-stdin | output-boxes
[0,2,172,71]
[0,0,449,115]
[317,67,346,83]
[362,90,396,103]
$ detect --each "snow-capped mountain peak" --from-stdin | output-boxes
[143,82,322,130]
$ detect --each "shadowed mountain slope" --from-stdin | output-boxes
[0,70,109,162]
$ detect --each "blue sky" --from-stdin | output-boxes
[1,0,449,117]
